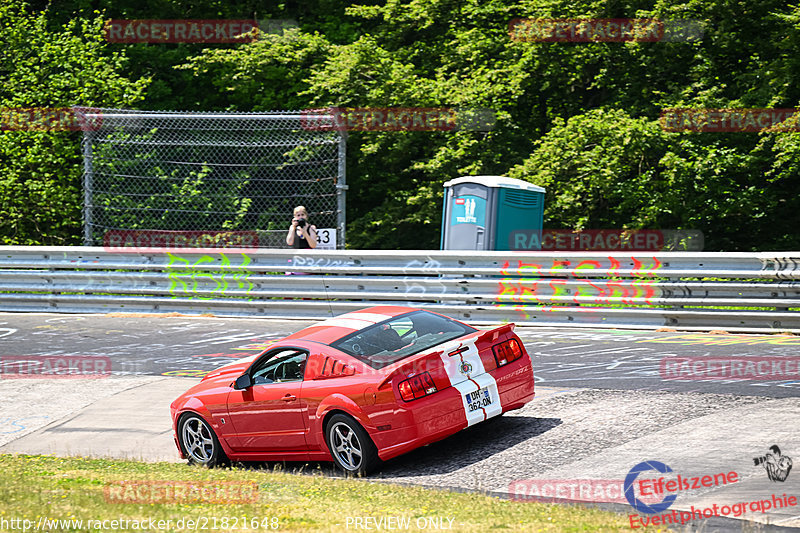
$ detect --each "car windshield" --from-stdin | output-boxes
[329,310,476,369]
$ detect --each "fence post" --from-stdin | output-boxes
[337,134,348,249]
[82,128,95,247]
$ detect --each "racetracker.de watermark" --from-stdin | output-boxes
[105,20,260,43]
[509,479,633,504]
[104,481,259,504]
[661,108,800,132]
[660,356,800,380]
[103,229,260,252]
[508,18,704,42]
[0,356,111,379]
[0,107,101,132]
[2,516,279,531]
[300,107,496,132]
[508,229,704,251]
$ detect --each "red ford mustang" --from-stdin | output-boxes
[170,306,534,475]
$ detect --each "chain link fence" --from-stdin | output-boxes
[79,108,345,248]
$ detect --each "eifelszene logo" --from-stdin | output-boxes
[624,461,678,514]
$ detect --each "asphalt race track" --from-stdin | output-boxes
[1,312,799,530]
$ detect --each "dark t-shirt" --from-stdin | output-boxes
[291,227,315,249]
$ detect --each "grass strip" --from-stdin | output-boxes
[0,454,648,532]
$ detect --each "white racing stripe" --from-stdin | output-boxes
[454,374,502,426]
[340,312,396,323]
[438,338,502,426]
[311,311,397,331]
[310,317,374,330]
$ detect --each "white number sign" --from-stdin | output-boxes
[315,228,337,250]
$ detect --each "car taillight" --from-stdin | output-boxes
[493,338,523,367]
[398,372,438,402]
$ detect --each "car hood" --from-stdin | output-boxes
[200,354,259,382]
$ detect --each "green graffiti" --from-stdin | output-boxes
[166,252,253,300]
[166,253,190,294]
[232,253,254,293]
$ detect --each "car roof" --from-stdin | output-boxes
[283,305,420,345]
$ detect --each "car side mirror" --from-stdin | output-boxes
[233,373,253,390]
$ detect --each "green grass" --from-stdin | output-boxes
[0,454,648,532]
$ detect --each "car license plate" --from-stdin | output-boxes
[465,386,493,412]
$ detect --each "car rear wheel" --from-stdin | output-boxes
[326,414,379,476]
[179,414,227,467]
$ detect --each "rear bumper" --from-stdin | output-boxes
[497,365,535,409]
[372,367,534,461]
[372,394,467,461]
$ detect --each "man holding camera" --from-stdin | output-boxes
[286,205,318,249]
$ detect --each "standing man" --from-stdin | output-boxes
[286,205,318,249]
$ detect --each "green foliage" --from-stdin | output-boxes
[177,29,334,111]
[3,0,800,249]
[265,0,800,249]
[508,109,671,229]
[507,108,799,250]
[0,0,147,245]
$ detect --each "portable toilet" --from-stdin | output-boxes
[440,176,545,251]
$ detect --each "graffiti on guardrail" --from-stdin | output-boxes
[2,248,800,330]
[289,256,355,270]
[403,258,447,296]
[498,256,664,277]
[495,257,663,318]
[760,257,800,280]
[496,279,660,306]
[166,253,254,299]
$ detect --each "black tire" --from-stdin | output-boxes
[325,414,379,476]
[178,414,228,467]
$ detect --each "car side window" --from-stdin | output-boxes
[250,349,307,385]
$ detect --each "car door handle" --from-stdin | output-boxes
[281,394,297,402]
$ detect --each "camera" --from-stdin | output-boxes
[296,218,306,228]
[754,445,783,465]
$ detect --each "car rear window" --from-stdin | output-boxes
[329,310,476,369]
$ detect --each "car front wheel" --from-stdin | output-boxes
[325,414,379,476]
[179,414,227,467]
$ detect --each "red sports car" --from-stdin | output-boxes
[170,306,534,475]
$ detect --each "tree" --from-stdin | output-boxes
[5,0,800,250]
[0,1,148,244]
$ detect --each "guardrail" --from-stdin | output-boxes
[1,247,799,332]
